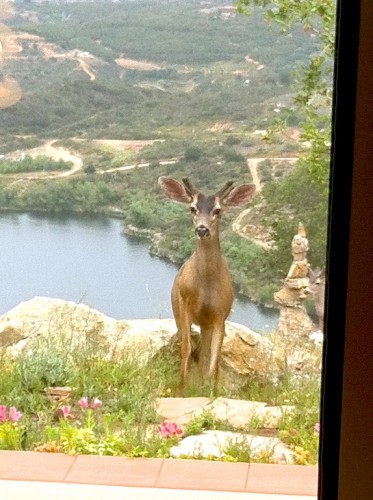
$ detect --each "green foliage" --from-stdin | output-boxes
[0,156,71,174]
[0,422,25,451]
[258,163,328,275]
[184,411,217,437]
[184,146,203,162]
[0,303,321,461]
[0,0,334,305]
[234,0,335,276]
[1,1,319,146]
[257,159,273,183]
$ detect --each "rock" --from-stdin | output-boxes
[155,397,211,425]
[208,398,267,429]
[155,397,295,431]
[220,322,274,383]
[0,297,178,362]
[255,405,295,429]
[276,306,314,337]
[170,430,293,463]
[0,297,320,382]
[0,298,274,385]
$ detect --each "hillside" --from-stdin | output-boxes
[0,0,328,306]
[1,0,319,148]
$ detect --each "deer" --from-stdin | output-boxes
[308,267,326,332]
[158,176,256,395]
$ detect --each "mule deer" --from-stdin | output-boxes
[309,267,326,332]
[159,177,256,394]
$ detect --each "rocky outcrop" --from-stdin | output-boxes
[274,223,315,337]
[0,297,321,385]
[0,297,274,384]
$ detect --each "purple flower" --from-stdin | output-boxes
[0,405,6,422]
[158,422,183,438]
[314,423,320,434]
[78,397,90,409]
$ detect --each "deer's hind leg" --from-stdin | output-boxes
[198,326,213,379]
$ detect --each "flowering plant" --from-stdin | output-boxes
[0,405,24,450]
[0,405,23,423]
[78,396,102,410]
[158,421,183,439]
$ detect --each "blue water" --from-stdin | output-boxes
[0,212,278,331]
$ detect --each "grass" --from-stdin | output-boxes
[0,320,320,464]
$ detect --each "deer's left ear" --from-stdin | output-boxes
[158,176,193,204]
[221,184,256,207]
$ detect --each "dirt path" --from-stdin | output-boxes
[99,159,177,174]
[7,33,97,81]
[7,140,83,181]
[6,139,176,181]
[78,59,95,81]
[247,157,298,194]
[232,156,298,247]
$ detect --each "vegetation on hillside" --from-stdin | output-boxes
[236,0,335,277]
[0,0,335,306]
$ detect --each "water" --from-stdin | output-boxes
[0,213,278,331]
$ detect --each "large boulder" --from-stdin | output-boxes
[0,297,177,362]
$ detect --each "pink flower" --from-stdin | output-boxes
[0,405,23,423]
[158,422,183,438]
[91,398,102,410]
[314,423,320,434]
[0,405,6,422]
[8,406,23,422]
[61,405,71,419]
[78,397,90,409]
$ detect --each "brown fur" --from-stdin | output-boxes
[309,267,326,331]
[159,177,256,394]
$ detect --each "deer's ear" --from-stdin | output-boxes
[222,184,256,207]
[158,177,193,203]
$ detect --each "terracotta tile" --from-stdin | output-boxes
[65,455,163,487]
[0,451,75,482]
[246,463,318,496]
[157,459,249,491]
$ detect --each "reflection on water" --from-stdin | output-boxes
[0,212,278,332]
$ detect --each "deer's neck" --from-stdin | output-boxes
[195,234,224,273]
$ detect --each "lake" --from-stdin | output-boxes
[0,213,279,332]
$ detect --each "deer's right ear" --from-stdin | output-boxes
[158,177,192,203]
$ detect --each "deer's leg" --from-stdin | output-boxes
[174,306,192,397]
[208,323,225,392]
[198,326,213,379]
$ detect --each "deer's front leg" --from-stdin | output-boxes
[208,323,225,393]
[173,297,192,397]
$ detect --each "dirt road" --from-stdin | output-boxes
[231,156,298,247]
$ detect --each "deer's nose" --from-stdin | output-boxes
[196,226,210,239]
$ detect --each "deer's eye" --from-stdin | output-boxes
[213,208,221,216]
[190,206,197,214]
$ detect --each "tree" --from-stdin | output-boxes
[236,0,336,192]
[235,1,336,274]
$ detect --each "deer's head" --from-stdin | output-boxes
[159,177,256,240]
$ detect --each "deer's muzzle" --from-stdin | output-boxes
[196,225,210,239]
